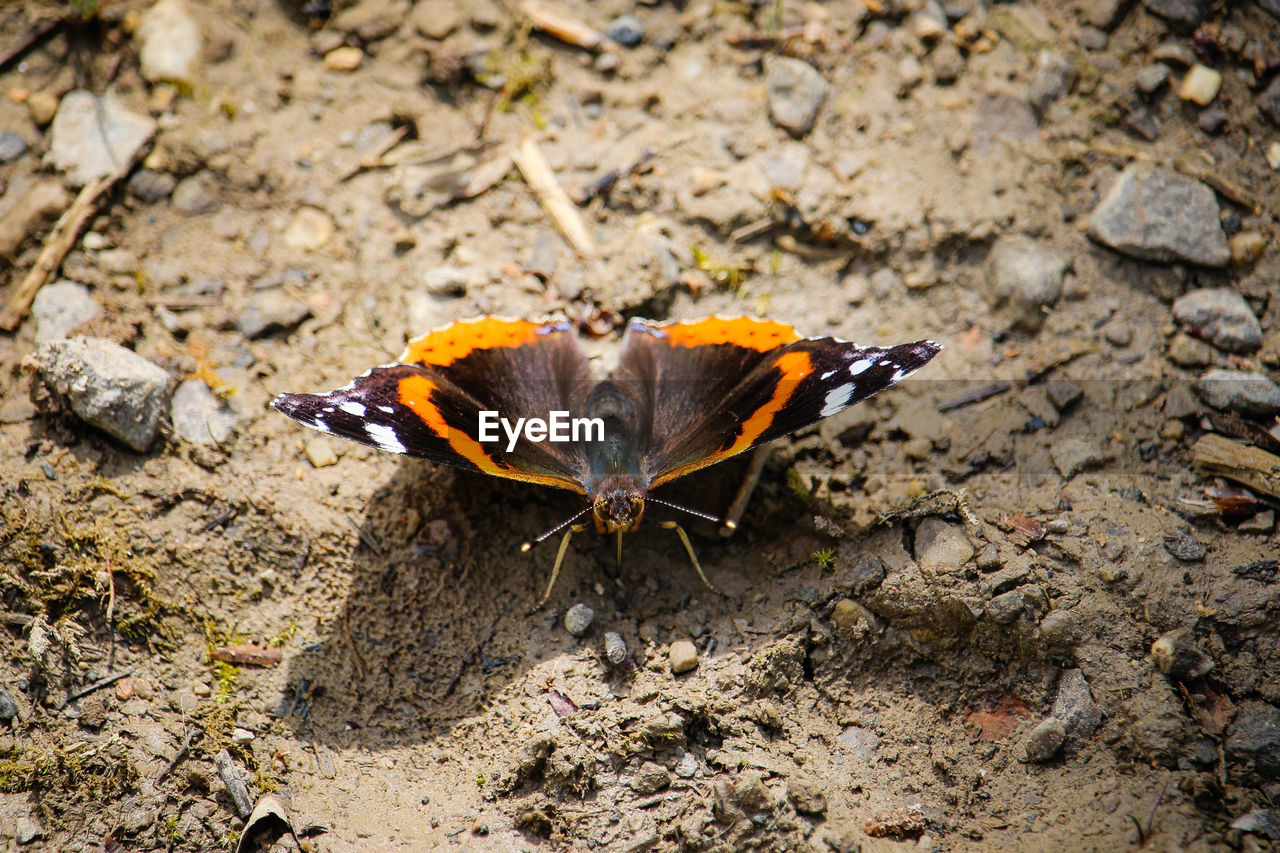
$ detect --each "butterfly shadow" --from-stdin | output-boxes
[275,451,818,751]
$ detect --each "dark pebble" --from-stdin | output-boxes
[0,689,17,723]
[1125,109,1158,141]
[1225,701,1280,779]
[127,169,176,204]
[605,14,644,47]
[0,131,27,163]
[1163,530,1205,562]
[1197,109,1227,134]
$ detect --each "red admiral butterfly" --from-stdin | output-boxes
[272,316,941,601]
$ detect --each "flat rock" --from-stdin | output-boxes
[1261,75,1280,127]
[1172,288,1262,353]
[1028,50,1075,116]
[32,280,100,344]
[766,56,828,136]
[1024,717,1067,763]
[0,131,27,163]
[127,169,176,203]
[46,91,157,186]
[1193,369,1280,417]
[669,640,699,674]
[1144,0,1212,31]
[914,518,974,575]
[1050,668,1101,746]
[1087,164,1229,267]
[170,379,237,444]
[37,337,174,452]
[137,0,201,87]
[984,234,1065,331]
[1050,437,1110,478]
[238,291,311,339]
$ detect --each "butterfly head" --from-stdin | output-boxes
[591,484,646,534]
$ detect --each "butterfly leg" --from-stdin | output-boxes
[659,520,721,595]
[536,522,589,609]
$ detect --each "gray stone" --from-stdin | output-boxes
[985,234,1066,331]
[837,726,879,762]
[0,131,27,163]
[1144,0,1212,31]
[37,337,174,452]
[1173,288,1263,353]
[1197,109,1227,134]
[1024,717,1067,763]
[127,169,176,203]
[138,0,201,87]
[605,14,644,47]
[930,42,965,84]
[603,631,627,664]
[170,379,237,445]
[1151,628,1214,680]
[1231,808,1280,840]
[1085,0,1129,29]
[1151,41,1196,67]
[237,291,311,339]
[1028,50,1075,116]
[674,751,699,778]
[412,0,463,38]
[1225,701,1280,779]
[15,817,42,845]
[1124,109,1158,141]
[32,280,100,344]
[1077,26,1108,50]
[1039,610,1079,648]
[987,590,1026,624]
[766,56,829,136]
[760,143,809,192]
[1194,369,1280,417]
[1166,332,1213,367]
[1050,668,1101,746]
[563,603,594,637]
[1050,437,1110,478]
[1087,164,1229,267]
[1135,63,1171,94]
[46,91,156,186]
[171,172,221,215]
[630,761,671,794]
[914,518,974,574]
[0,688,17,722]
[1261,75,1280,127]
[1162,530,1206,562]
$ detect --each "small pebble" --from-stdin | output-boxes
[674,752,698,778]
[1229,232,1266,266]
[0,131,27,163]
[283,207,335,251]
[1103,322,1132,347]
[1160,419,1184,441]
[325,46,364,72]
[563,603,594,637]
[605,14,644,47]
[192,682,213,698]
[15,817,42,845]
[903,437,932,460]
[305,437,338,468]
[1162,530,1206,562]
[603,631,627,664]
[1178,64,1221,105]
[1197,109,1227,134]
[1024,718,1067,763]
[1266,142,1280,171]
[669,640,699,674]
[1151,628,1214,680]
[127,169,176,203]
[231,727,255,743]
[1134,64,1170,94]
[26,90,59,126]
[630,760,671,794]
[0,689,18,723]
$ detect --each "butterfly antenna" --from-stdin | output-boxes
[521,505,593,552]
[645,497,736,530]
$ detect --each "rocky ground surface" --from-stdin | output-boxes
[1,0,1279,850]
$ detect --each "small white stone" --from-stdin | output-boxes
[1266,141,1280,171]
[283,207,334,251]
[1177,64,1221,106]
[305,437,339,468]
[669,640,699,674]
[325,46,364,72]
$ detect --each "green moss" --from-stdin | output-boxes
[811,548,836,571]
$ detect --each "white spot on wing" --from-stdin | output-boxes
[848,358,873,376]
[339,401,367,417]
[821,383,855,418]
[365,423,407,454]
[377,405,394,414]
[820,369,836,380]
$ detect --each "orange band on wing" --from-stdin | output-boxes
[396,373,586,492]
[400,317,544,367]
[658,317,802,352]
[652,350,812,487]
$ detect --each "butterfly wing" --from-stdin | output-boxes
[615,317,942,488]
[272,317,594,492]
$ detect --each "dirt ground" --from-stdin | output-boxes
[2,0,1279,850]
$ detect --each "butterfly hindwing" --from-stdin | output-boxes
[272,317,593,492]
[615,317,941,487]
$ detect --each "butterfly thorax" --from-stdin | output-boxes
[580,381,649,533]
[590,478,647,533]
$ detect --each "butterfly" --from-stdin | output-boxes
[272,316,941,602]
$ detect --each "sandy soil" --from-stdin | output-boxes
[1,0,1278,850]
